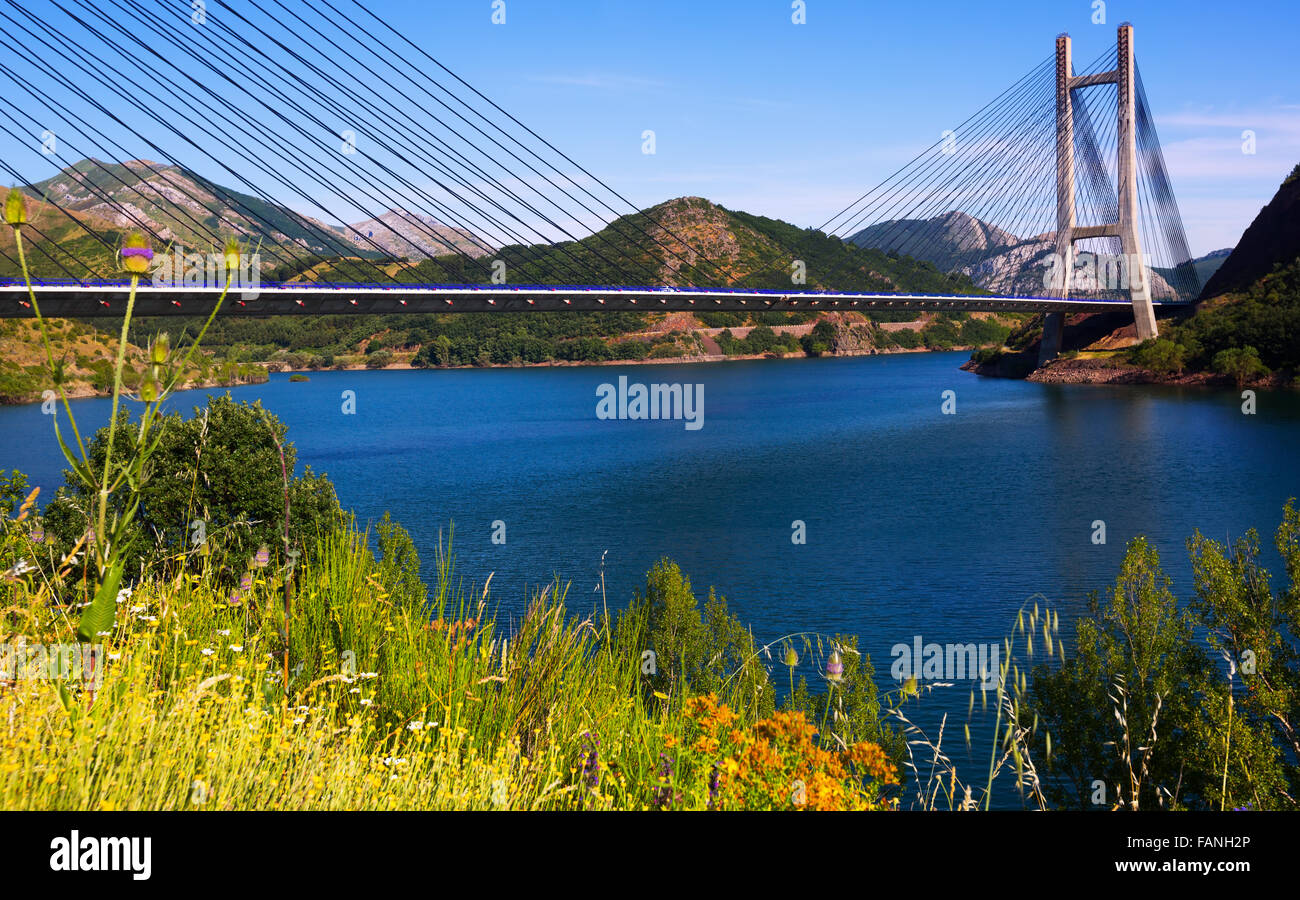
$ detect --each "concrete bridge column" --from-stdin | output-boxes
[1117,22,1158,342]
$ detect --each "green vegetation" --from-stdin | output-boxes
[1031,512,1300,809]
[39,394,341,571]
[1127,257,1300,384]
[716,325,802,357]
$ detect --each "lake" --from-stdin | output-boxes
[3,351,1298,801]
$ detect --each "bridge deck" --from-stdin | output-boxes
[0,283,1189,318]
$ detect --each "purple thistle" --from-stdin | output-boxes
[30,526,44,544]
[240,572,253,592]
[228,589,242,607]
[254,545,270,569]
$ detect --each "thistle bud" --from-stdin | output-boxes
[5,187,27,226]
[150,333,170,365]
[223,237,241,274]
[824,650,844,683]
[120,233,154,275]
[139,370,160,403]
[782,646,799,667]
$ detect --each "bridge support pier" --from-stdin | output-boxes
[1038,311,1065,367]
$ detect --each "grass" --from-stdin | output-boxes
[0,523,899,810]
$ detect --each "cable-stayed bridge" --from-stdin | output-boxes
[0,2,1198,361]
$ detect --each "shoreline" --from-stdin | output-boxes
[0,343,972,407]
[961,354,1294,391]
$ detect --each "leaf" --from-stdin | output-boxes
[78,558,123,643]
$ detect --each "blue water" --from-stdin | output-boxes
[3,352,1298,803]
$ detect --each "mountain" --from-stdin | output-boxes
[1191,248,1233,285]
[848,211,1017,272]
[19,159,493,268]
[0,192,121,280]
[308,196,979,293]
[345,210,493,260]
[1200,164,1300,299]
[852,209,1196,298]
[9,161,977,295]
[22,159,356,257]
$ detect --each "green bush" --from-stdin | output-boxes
[1212,345,1270,387]
[41,394,341,569]
[1132,338,1188,374]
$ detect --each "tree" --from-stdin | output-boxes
[801,319,837,356]
[1133,338,1187,375]
[42,394,341,569]
[1030,536,1284,809]
[1212,345,1270,387]
[365,349,393,369]
[614,558,772,719]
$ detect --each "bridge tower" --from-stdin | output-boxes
[1039,23,1157,366]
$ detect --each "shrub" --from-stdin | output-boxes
[1212,345,1270,387]
[41,394,341,569]
[365,349,394,369]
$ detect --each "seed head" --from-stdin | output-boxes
[150,333,170,365]
[120,233,154,275]
[4,187,27,226]
[825,650,844,682]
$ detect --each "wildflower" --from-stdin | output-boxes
[217,629,231,636]
[228,590,242,607]
[783,645,799,667]
[360,698,372,706]
[115,586,133,604]
[201,648,214,657]
[239,572,253,592]
[254,545,270,568]
[229,645,243,653]
[652,753,679,810]
[120,233,154,276]
[30,526,44,544]
[579,733,601,791]
[825,650,844,682]
[223,237,242,274]
[5,187,27,225]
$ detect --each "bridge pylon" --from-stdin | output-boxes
[1040,23,1157,366]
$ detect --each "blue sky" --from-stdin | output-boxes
[3,0,1297,258]
[394,0,1297,256]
